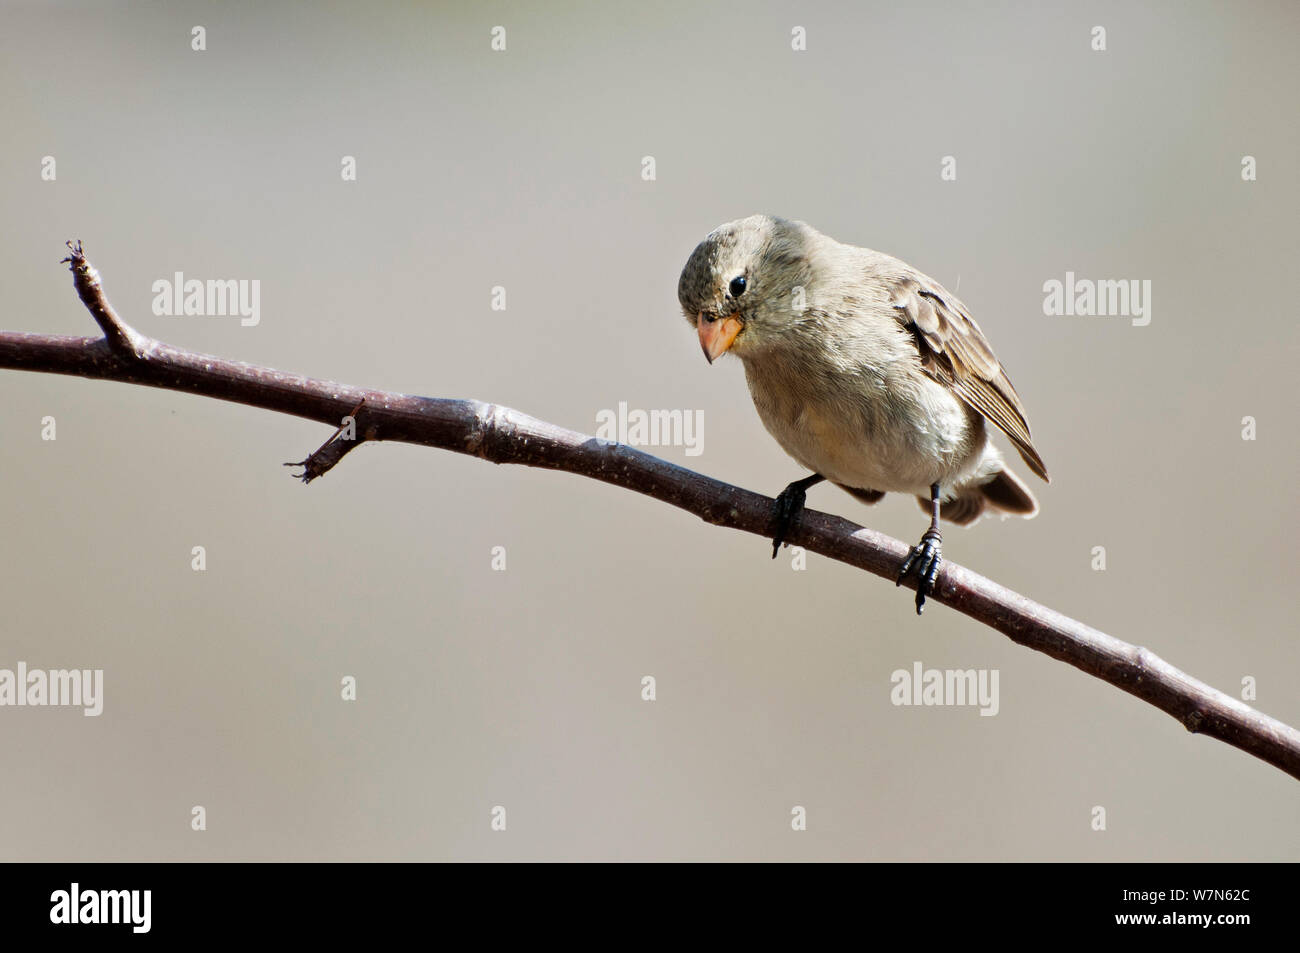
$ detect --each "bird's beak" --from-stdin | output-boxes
[697,312,742,364]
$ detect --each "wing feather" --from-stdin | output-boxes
[889,277,1049,482]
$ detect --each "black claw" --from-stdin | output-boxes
[770,484,808,558]
[897,529,943,614]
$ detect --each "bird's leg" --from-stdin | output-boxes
[897,483,943,614]
[770,474,825,558]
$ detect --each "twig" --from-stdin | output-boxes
[286,396,369,483]
[2,242,1297,782]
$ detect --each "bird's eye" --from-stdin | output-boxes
[728,276,747,297]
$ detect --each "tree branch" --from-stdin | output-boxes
[4,242,1298,783]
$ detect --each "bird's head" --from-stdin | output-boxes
[677,214,818,363]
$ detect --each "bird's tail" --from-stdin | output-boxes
[918,466,1039,526]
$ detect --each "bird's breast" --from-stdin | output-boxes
[742,356,985,494]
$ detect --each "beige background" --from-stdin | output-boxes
[1,0,1296,861]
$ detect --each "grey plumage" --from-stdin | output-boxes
[677,214,1047,525]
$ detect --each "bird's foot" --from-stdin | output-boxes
[770,482,810,558]
[897,528,943,614]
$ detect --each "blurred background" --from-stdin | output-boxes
[0,0,1295,860]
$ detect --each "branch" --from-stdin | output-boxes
[4,242,1298,783]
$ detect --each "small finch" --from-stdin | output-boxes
[677,215,1049,613]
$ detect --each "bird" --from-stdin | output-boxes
[676,215,1048,613]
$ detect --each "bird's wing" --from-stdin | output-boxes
[887,275,1049,482]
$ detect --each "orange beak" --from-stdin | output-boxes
[697,312,742,364]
